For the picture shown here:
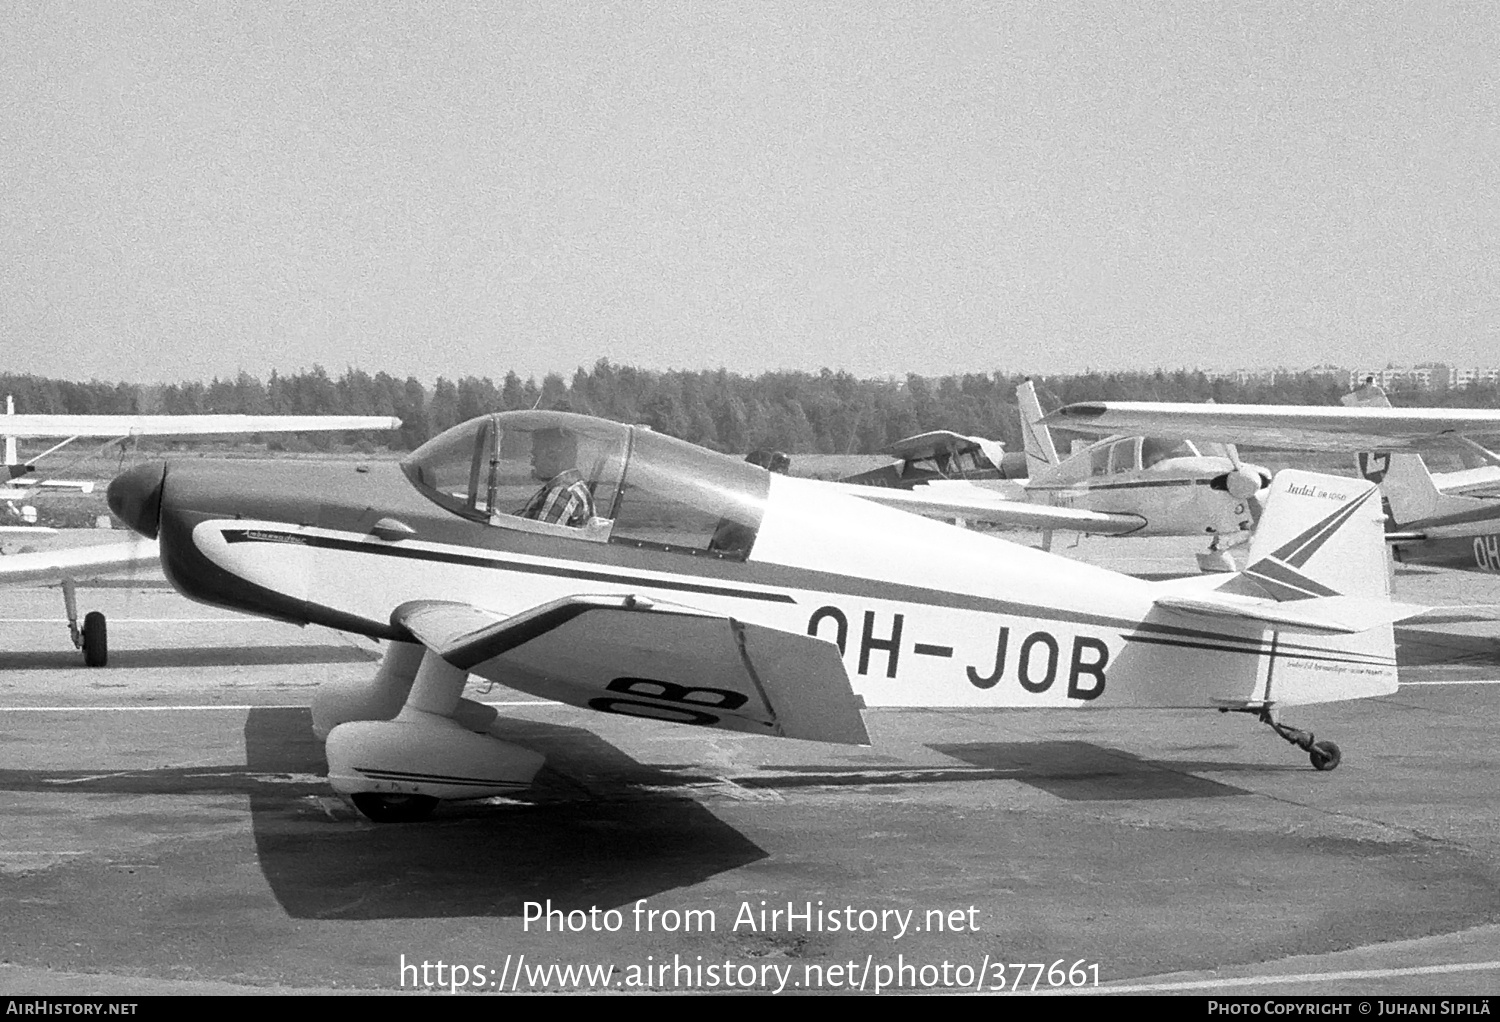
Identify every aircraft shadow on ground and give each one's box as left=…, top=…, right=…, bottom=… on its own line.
left=925, top=741, right=1258, bottom=799
left=1395, top=626, right=1500, bottom=668
left=0, top=645, right=379, bottom=670
left=244, top=708, right=767, bottom=921
left=651, top=740, right=1267, bottom=800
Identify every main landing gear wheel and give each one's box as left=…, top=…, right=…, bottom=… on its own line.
left=1308, top=740, right=1341, bottom=772
left=81, top=611, right=107, bottom=668
left=350, top=793, right=439, bottom=823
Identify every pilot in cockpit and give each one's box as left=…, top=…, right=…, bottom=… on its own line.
left=515, top=427, right=595, bottom=527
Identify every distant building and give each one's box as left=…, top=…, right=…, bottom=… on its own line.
left=1213, top=363, right=1496, bottom=392
left=1451, top=367, right=1500, bottom=389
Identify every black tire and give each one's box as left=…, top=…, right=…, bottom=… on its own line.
left=350, top=792, right=439, bottom=823
left=82, top=611, right=107, bottom=668
left=1309, top=740, right=1341, bottom=772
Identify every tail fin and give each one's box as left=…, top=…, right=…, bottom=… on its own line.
left=1219, top=469, right=1389, bottom=602
left=4, top=395, right=15, bottom=469
left=1357, top=452, right=1454, bottom=526
left=1341, top=380, right=1392, bottom=409
left=1015, top=380, right=1060, bottom=476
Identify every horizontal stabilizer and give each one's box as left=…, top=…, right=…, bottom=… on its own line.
left=393, top=595, right=870, bottom=746
left=1155, top=593, right=1427, bottom=635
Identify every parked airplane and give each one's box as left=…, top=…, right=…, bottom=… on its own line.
left=1044, top=388, right=1500, bottom=576
left=1042, top=393, right=1500, bottom=455
left=1358, top=453, right=1500, bottom=573
left=844, top=382, right=1272, bottom=570
left=107, top=409, right=1419, bottom=822
left=841, top=430, right=1027, bottom=489
left=2, top=403, right=401, bottom=665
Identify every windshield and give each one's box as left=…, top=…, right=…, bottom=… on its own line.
left=401, top=411, right=769, bottom=560
left=1140, top=437, right=1199, bottom=468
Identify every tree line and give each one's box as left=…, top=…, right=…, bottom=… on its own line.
left=3, top=362, right=1496, bottom=455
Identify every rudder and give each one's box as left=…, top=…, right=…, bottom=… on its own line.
left=1015, top=379, right=1060, bottom=476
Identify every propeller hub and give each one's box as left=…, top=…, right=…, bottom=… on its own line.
left=1222, top=466, right=1262, bottom=500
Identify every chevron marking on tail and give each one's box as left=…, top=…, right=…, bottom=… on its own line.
left=1236, top=486, right=1378, bottom=601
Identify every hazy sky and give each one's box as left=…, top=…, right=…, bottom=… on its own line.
left=4, top=2, right=1497, bottom=384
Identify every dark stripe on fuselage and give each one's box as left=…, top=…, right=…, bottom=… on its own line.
left=214, top=526, right=1376, bottom=661
left=1122, top=632, right=1394, bottom=667
left=222, top=528, right=799, bottom=605
left=1027, top=478, right=1207, bottom=494
left=353, top=767, right=531, bottom=788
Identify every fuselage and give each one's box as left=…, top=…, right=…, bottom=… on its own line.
left=107, top=413, right=1390, bottom=711
left=1026, top=433, right=1268, bottom=538
left=1026, top=455, right=1257, bottom=536
left=1392, top=532, right=1500, bottom=573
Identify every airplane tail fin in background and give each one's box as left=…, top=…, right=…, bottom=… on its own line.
left=4, top=396, right=15, bottom=468
left=1218, top=469, right=1390, bottom=603
left=1341, top=380, right=1393, bottom=410
left=1361, top=451, right=1476, bottom=527
left=1015, top=380, right=1060, bottom=476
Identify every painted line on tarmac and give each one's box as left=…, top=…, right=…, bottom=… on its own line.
left=1076, top=958, right=1500, bottom=994
left=0, top=700, right=563, bottom=712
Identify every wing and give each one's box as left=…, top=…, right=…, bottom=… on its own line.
left=393, top=595, right=870, bottom=745
left=0, top=414, right=401, bottom=438
left=1042, top=402, right=1500, bottom=452
left=0, top=538, right=159, bottom=584
left=881, top=430, right=986, bottom=459
left=836, top=480, right=1146, bottom=535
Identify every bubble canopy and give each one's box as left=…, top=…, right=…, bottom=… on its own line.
left=400, top=411, right=771, bottom=560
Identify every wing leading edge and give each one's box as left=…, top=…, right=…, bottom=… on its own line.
left=0, top=414, right=402, bottom=438
left=0, top=538, right=160, bottom=584
left=1042, top=402, right=1500, bottom=452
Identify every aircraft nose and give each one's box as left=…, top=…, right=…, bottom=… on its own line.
left=107, top=461, right=167, bottom=539
left=1212, top=466, right=1264, bottom=500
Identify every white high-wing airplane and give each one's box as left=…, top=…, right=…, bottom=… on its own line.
left=843, top=381, right=1272, bottom=570
left=1043, top=391, right=1500, bottom=457
left=2, top=401, right=402, bottom=665
left=1337, top=385, right=1500, bottom=574
left=1043, top=386, right=1500, bottom=576
left=106, top=409, right=1419, bottom=822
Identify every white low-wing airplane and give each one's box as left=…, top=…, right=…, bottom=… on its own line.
left=844, top=381, right=1272, bottom=570
left=107, top=409, right=1420, bottom=822
left=2, top=401, right=401, bottom=665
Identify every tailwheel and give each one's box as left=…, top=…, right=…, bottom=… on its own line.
left=1255, top=708, right=1342, bottom=772
left=1308, top=741, right=1341, bottom=772
left=81, top=611, right=107, bottom=668
left=350, top=792, right=439, bottom=823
